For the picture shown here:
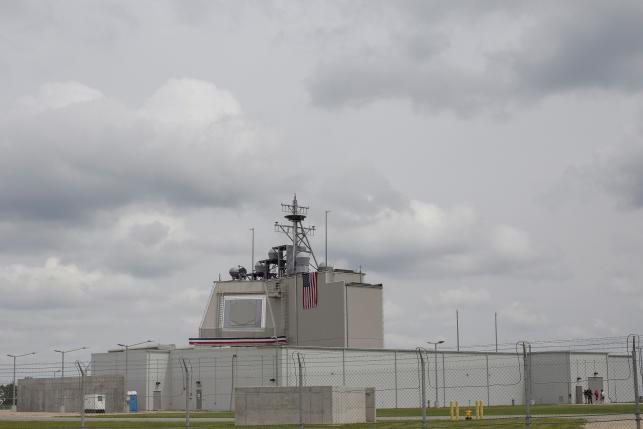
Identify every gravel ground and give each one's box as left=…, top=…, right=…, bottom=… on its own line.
left=584, top=415, right=638, bottom=428
left=0, top=410, right=76, bottom=418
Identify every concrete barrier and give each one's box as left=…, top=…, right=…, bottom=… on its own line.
left=234, top=386, right=374, bottom=426
left=17, top=375, right=124, bottom=413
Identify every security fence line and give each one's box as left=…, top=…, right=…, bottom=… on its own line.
left=3, top=335, right=643, bottom=428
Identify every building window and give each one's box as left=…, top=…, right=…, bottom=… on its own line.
left=222, top=295, right=266, bottom=330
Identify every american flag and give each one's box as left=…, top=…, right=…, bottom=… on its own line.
left=302, top=272, right=318, bottom=309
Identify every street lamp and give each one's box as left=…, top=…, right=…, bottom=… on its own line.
left=6, top=352, right=36, bottom=411
left=54, top=346, right=87, bottom=412
left=427, top=340, right=445, bottom=408
left=117, top=340, right=153, bottom=411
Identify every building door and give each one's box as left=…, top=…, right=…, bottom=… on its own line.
left=152, top=391, right=162, bottom=411
left=196, top=389, right=202, bottom=410
left=588, top=377, right=604, bottom=402
left=575, top=385, right=583, bottom=404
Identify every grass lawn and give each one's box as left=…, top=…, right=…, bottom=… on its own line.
left=0, top=418, right=586, bottom=428
left=377, top=403, right=636, bottom=417
left=86, top=403, right=633, bottom=419
left=87, top=411, right=234, bottom=419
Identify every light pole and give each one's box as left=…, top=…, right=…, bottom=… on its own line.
left=250, top=227, right=255, bottom=277
left=427, top=340, right=445, bottom=408
left=325, top=210, right=331, bottom=265
left=494, top=312, right=498, bottom=353
left=54, top=346, right=87, bottom=412
left=7, top=352, right=35, bottom=411
left=117, top=340, right=152, bottom=412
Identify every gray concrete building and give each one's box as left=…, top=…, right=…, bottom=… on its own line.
left=191, top=196, right=384, bottom=349
left=194, top=268, right=383, bottom=348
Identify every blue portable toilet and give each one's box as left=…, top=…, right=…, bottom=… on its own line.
left=127, top=391, right=138, bottom=412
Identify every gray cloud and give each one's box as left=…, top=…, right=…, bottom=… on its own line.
left=0, top=79, right=281, bottom=222
left=1, top=0, right=643, bottom=355
left=311, top=168, right=564, bottom=279
left=601, top=144, right=643, bottom=209
left=307, top=1, right=643, bottom=114
left=508, top=1, right=643, bottom=95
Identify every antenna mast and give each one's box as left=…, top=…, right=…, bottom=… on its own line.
left=274, top=194, right=318, bottom=273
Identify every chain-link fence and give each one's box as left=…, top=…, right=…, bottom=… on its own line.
left=2, top=335, right=643, bottom=428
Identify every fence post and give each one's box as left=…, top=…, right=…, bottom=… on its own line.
left=274, top=348, right=279, bottom=386
left=394, top=351, right=398, bottom=408
left=213, top=357, right=217, bottom=407
left=75, top=362, right=86, bottom=429
left=442, top=353, right=446, bottom=407
left=633, top=337, right=641, bottom=429
left=342, top=349, right=346, bottom=386
left=296, top=353, right=304, bottom=429
left=417, top=348, right=428, bottom=429
left=486, top=353, right=491, bottom=406
left=181, top=358, right=191, bottom=428
left=522, top=342, right=531, bottom=428
left=229, top=354, right=236, bottom=411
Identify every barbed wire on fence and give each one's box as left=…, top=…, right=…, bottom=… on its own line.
left=2, top=334, right=643, bottom=429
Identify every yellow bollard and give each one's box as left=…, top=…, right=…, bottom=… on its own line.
left=455, top=401, right=460, bottom=421
left=449, top=401, right=454, bottom=421
left=480, top=400, right=484, bottom=419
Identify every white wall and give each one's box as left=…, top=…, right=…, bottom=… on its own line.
left=91, top=346, right=638, bottom=411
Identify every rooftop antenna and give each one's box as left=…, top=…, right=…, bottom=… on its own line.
left=275, top=194, right=318, bottom=272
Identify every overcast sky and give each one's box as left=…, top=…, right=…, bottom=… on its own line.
left=1, top=0, right=643, bottom=374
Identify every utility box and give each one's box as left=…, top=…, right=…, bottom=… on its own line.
left=84, top=394, right=106, bottom=413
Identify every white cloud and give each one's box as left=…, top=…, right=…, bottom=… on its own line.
left=501, top=302, right=548, bottom=329
left=331, top=195, right=551, bottom=279
left=140, top=78, right=244, bottom=139
left=19, top=81, right=104, bottom=112
left=384, top=300, right=404, bottom=319
left=435, top=286, right=491, bottom=307
left=490, top=226, right=533, bottom=260
left=0, top=257, right=145, bottom=310
left=607, top=275, right=639, bottom=294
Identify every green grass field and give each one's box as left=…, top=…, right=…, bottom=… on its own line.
left=0, top=418, right=586, bottom=428
left=87, top=411, right=234, bottom=419
left=88, top=403, right=632, bottom=419
left=376, top=403, right=635, bottom=417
